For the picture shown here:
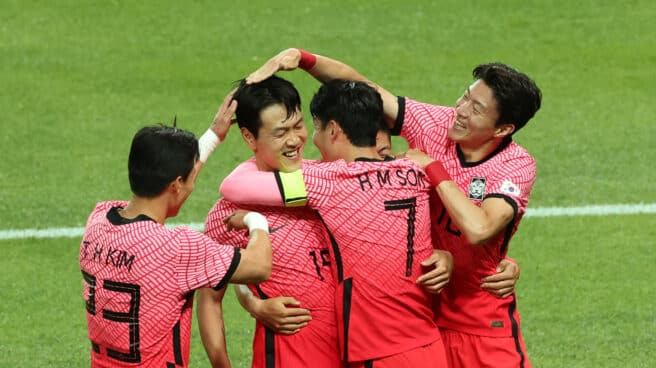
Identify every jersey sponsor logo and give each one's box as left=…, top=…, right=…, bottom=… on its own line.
left=500, top=180, right=521, bottom=196
left=468, top=177, right=486, bottom=200
left=490, top=320, right=504, bottom=328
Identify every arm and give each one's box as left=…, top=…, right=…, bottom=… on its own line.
left=480, top=257, right=521, bottom=298
left=220, top=165, right=308, bottom=208
left=225, top=211, right=273, bottom=283
left=416, top=249, right=453, bottom=294
left=246, top=48, right=399, bottom=126
left=404, top=149, right=515, bottom=245
left=234, top=285, right=312, bottom=335
left=198, top=89, right=238, bottom=165
left=197, top=287, right=231, bottom=368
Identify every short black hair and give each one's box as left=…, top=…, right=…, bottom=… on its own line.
left=310, top=79, right=385, bottom=147
left=128, top=125, right=198, bottom=197
left=233, top=75, right=302, bottom=138
left=473, top=62, right=542, bottom=133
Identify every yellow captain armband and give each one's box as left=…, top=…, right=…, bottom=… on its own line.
left=274, top=170, right=308, bottom=207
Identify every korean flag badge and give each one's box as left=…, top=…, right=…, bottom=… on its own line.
left=500, top=180, right=521, bottom=196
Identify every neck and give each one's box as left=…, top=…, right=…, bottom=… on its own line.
left=120, top=196, right=168, bottom=224
left=340, top=146, right=380, bottom=163
left=458, top=137, right=505, bottom=163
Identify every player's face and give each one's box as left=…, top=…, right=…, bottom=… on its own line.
left=450, top=80, right=502, bottom=147
left=376, top=131, right=392, bottom=158
left=251, top=104, right=307, bottom=173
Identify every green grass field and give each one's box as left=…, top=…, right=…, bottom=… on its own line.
left=1, top=1, right=654, bottom=366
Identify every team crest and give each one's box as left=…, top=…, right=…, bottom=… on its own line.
left=468, top=177, right=486, bottom=200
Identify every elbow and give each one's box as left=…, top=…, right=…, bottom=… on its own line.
left=463, top=224, right=492, bottom=245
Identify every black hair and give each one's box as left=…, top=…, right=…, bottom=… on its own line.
left=128, top=125, right=198, bottom=197
left=310, top=79, right=385, bottom=147
left=473, top=63, right=542, bottom=133
left=233, top=75, right=302, bottom=138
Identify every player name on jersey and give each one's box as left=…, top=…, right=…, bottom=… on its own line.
left=356, top=167, right=431, bottom=192
left=81, top=240, right=136, bottom=272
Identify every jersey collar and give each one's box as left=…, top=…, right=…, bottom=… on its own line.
left=107, top=206, right=156, bottom=225
left=456, top=136, right=512, bottom=168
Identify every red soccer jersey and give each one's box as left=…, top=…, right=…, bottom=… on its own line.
left=220, top=158, right=441, bottom=362
left=396, top=97, right=536, bottom=337
left=80, top=201, right=240, bottom=368
left=204, top=196, right=340, bottom=368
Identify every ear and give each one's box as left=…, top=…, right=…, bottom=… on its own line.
left=494, top=123, right=515, bottom=138
left=241, top=127, right=257, bottom=150
left=168, top=176, right=184, bottom=195
left=328, top=120, right=341, bottom=142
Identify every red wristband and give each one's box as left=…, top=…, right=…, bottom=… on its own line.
left=297, top=49, right=317, bottom=70
left=425, top=160, right=451, bottom=186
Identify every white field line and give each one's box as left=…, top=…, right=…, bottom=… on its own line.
left=1, top=203, right=655, bottom=240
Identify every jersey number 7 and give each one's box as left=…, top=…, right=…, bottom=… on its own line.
left=384, top=197, right=417, bottom=277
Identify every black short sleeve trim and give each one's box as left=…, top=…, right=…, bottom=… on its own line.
left=391, top=96, right=406, bottom=136
left=213, top=247, right=241, bottom=290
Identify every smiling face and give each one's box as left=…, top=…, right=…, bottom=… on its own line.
left=449, top=79, right=507, bottom=148
left=243, top=103, right=307, bottom=172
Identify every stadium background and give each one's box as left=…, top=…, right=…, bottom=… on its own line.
left=1, top=1, right=654, bottom=366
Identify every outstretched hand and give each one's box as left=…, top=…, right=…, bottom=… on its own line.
left=210, top=89, right=238, bottom=142
left=246, top=48, right=302, bottom=84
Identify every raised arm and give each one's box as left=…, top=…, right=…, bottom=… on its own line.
left=197, top=89, right=238, bottom=166
left=246, top=48, right=399, bottom=127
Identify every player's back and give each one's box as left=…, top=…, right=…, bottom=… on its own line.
left=302, top=158, right=441, bottom=362
left=80, top=201, right=236, bottom=367
left=205, top=199, right=340, bottom=368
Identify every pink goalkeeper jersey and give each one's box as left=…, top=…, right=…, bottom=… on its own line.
left=396, top=97, right=536, bottom=337
left=80, top=201, right=240, bottom=368
left=204, top=191, right=340, bottom=368
left=220, top=158, right=440, bottom=363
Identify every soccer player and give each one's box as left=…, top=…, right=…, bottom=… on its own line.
left=246, top=48, right=540, bottom=367
left=198, top=76, right=341, bottom=368
left=220, top=80, right=448, bottom=368
left=79, top=93, right=273, bottom=368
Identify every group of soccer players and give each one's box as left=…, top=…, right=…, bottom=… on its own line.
left=80, top=48, right=541, bottom=368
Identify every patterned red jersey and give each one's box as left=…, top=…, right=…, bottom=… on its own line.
left=220, top=158, right=441, bottom=362
left=80, top=201, right=240, bottom=367
left=396, top=97, right=536, bottom=337
left=205, top=195, right=340, bottom=368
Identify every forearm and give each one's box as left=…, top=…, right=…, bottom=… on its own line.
left=219, top=165, right=285, bottom=206
left=233, top=284, right=259, bottom=316
left=307, top=54, right=368, bottom=84
left=303, top=51, right=399, bottom=125
left=435, top=182, right=499, bottom=245
left=197, top=288, right=231, bottom=368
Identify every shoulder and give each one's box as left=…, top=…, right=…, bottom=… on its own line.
left=404, top=98, right=455, bottom=122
